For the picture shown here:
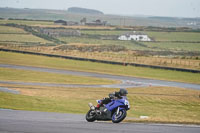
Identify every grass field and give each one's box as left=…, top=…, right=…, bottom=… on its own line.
left=37, top=25, right=116, bottom=29
left=1, top=20, right=200, bottom=55
left=58, top=32, right=200, bottom=52
left=5, top=42, right=199, bottom=70
left=0, top=67, right=116, bottom=85
left=0, top=20, right=54, bottom=26
left=0, top=25, right=27, bottom=34
left=81, top=30, right=200, bottom=42
left=143, top=42, right=200, bottom=52
left=58, top=37, right=150, bottom=50
left=48, top=50, right=200, bottom=69
left=2, top=43, right=200, bottom=70
left=0, top=51, right=200, bottom=84
left=0, top=85, right=200, bottom=124
left=81, top=30, right=127, bottom=35
left=146, top=31, right=200, bottom=42
left=0, top=25, right=51, bottom=44
left=0, top=34, right=51, bottom=43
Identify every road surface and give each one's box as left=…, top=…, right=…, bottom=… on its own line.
left=0, top=64, right=200, bottom=90
left=0, top=109, right=200, bottom=133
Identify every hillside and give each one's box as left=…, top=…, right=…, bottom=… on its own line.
left=0, top=7, right=199, bottom=28
left=67, top=7, right=104, bottom=15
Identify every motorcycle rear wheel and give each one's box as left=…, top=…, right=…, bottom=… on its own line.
left=86, top=109, right=96, bottom=122
left=112, top=109, right=127, bottom=123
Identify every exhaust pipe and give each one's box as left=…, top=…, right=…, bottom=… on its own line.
left=88, top=103, right=95, bottom=110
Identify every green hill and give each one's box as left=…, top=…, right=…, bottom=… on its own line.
left=67, top=7, right=104, bottom=15
left=0, top=7, right=199, bottom=28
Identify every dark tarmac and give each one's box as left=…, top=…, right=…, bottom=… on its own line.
left=0, top=110, right=200, bottom=133
left=0, top=64, right=200, bottom=90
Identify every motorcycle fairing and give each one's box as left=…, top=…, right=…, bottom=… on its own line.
left=105, top=99, right=126, bottom=111
left=95, top=106, right=112, bottom=120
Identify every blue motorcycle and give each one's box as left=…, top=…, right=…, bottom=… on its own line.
left=86, top=96, right=130, bottom=123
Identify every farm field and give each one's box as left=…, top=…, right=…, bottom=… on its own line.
left=0, top=25, right=27, bottom=34
left=55, top=29, right=200, bottom=70
left=58, top=37, right=150, bottom=50
left=0, top=25, right=52, bottom=45
left=81, top=30, right=127, bottom=35
left=36, top=25, right=116, bottom=29
left=0, top=34, right=51, bottom=43
left=0, top=19, right=54, bottom=26
left=58, top=36, right=200, bottom=52
left=143, top=42, right=200, bottom=52
left=58, top=30, right=200, bottom=51
left=7, top=43, right=199, bottom=70
left=0, top=19, right=200, bottom=71
left=81, top=30, right=200, bottom=42
left=0, top=19, right=116, bottom=29
left=146, top=31, right=200, bottom=42
left=48, top=50, right=200, bottom=69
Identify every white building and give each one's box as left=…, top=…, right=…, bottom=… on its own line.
left=118, top=31, right=151, bottom=41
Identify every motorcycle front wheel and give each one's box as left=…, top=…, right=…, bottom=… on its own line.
left=86, top=109, right=96, bottom=122
left=112, top=109, right=127, bottom=123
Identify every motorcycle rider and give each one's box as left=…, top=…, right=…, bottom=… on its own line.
left=96, top=88, right=128, bottom=109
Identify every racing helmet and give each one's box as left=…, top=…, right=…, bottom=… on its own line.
left=119, top=88, right=128, bottom=96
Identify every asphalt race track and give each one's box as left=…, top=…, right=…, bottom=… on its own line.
left=0, top=109, right=200, bottom=133
left=0, top=64, right=200, bottom=90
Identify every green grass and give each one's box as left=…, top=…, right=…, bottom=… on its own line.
left=58, top=37, right=150, bottom=50
left=143, top=42, right=200, bottom=52
left=0, top=51, right=200, bottom=84
left=146, top=31, right=200, bottom=42
left=80, top=30, right=200, bottom=42
left=58, top=32, right=200, bottom=52
left=81, top=30, right=127, bottom=35
left=0, top=67, right=116, bottom=85
left=127, top=87, right=200, bottom=124
left=0, top=25, right=27, bottom=34
left=0, top=86, right=200, bottom=124
left=0, top=91, right=81, bottom=113
left=0, top=34, right=51, bottom=43
left=0, top=20, right=54, bottom=26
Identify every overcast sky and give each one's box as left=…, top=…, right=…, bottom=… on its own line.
left=0, top=0, right=200, bottom=18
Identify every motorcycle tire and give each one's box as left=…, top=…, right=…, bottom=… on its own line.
left=86, top=109, right=96, bottom=122
left=112, top=109, right=127, bottom=123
